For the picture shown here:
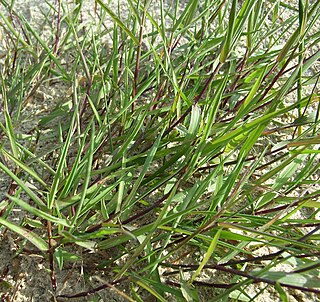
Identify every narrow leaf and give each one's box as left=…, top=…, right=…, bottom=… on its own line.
left=0, top=217, right=48, bottom=251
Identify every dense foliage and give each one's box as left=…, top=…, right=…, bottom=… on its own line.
left=0, top=0, right=319, bottom=300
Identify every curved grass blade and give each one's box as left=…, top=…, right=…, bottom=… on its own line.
left=190, top=228, right=222, bottom=283
left=0, top=217, right=48, bottom=251
left=0, top=161, right=46, bottom=208
left=8, top=196, right=70, bottom=227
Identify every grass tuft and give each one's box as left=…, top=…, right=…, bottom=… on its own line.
left=0, top=0, right=319, bottom=300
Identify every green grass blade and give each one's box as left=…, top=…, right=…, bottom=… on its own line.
left=0, top=217, right=48, bottom=251
left=220, top=0, right=237, bottom=63
left=71, top=122, right=95, bottom=227
left=48, top=109, right=77, bottom=209
left=191, top=228, right=222, bottom=283
left=0, top=161, right=46, bottom=208
left=95, top=0, right=139, bottom=45
left=1, top=148, right=48, bottom=189
left=8, top=196, right=70, bottom=227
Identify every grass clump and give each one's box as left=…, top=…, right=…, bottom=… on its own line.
left=0, top=0, right=319, bottom=300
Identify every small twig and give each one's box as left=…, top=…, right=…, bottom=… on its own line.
left=197, top=145, right=287, bottom=172
left=250, top=43, right=301, bottom=113
left=10, top=12, right=30, bottom=45
left=57, top=277, right=127, bottom=298
left=94, top=276, right=136, bottom=302
left=254, top=194, right=320, bottom=215
left=47, top=221, right=57, bottom=291
left=53, top=0, right=62, bottom=55
left=132, top=1, right=148, bottom=111
left=122, top=192, right=171, bottom=225
left=221, top=48, right=249, bottom=109
left=166, top=279, right=235, bottom=288
left=163, top=62, right=222, bottom=137
left=161, top=263, right=320, bottom=294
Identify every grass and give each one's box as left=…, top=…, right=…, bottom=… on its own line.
left=0, top=0, right=319, bottom=300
